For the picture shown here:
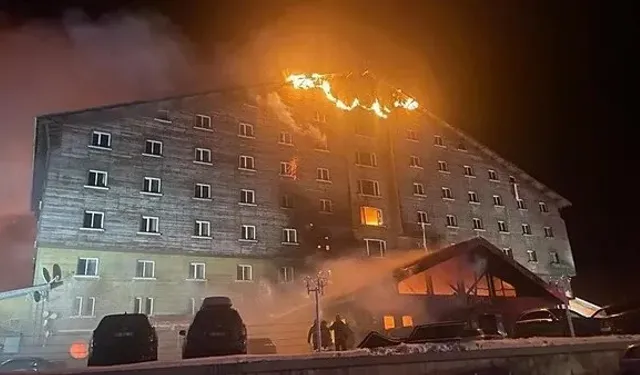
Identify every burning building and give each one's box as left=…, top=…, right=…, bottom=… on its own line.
left=27, top=72, right=574, bottom=357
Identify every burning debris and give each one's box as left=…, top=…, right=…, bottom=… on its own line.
left=285, top=72, right=419, bottom=119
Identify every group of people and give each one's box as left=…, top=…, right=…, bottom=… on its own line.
left=307, top=314, right=354, bottom=351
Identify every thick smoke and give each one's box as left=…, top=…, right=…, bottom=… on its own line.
left=256, top=92, right=327, bottom=143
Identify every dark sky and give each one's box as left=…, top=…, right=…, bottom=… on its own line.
left=0, top=1, right=636, bottom=303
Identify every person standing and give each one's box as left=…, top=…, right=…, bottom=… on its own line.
left=329, top=314, right=351, bottom=351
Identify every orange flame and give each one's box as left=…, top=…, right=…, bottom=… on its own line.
left=285, top=73, right=419, bottom=119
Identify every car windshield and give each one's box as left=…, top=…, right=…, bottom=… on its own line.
left=0, top=359, right=37, bottom=370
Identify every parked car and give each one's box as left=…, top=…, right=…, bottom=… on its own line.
left=180, top=296, right=247, bottom=359
left=87, top=313, right=158, bottom=367
left=592, top=301, right=640, bottom=334
left=0, top=357, right=63, bottom=372
left=619, top=343, right=640, bottom=375
left=513, top=307, right=605, bottom=338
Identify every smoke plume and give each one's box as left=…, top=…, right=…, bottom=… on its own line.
left=256, top=92, right=327, bottom=143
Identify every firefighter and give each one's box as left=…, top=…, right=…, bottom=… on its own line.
left=307, top=320, right=332, bottom=351
left=329, top=314, right=352, bottom=351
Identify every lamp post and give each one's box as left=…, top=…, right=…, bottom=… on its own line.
left=304, top=270, right=330, bottom=352
left=420, top=222, right=428, bottom=252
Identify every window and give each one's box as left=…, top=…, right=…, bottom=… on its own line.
left=498, top=220, right=509, bottom=233
left=142, top=177, right=161, bottom=194
left=365, top=239, right=386, bottom=257
left=241, top=225, right=256, bottom=241
left=314, top=111, right=327, bottom=123
left=240, top=189, right=255, bottom=204
left=133, top=297, right=154, bottom=315
left=356, top=151, right=378, bottom=167
left=521, top=223, right=532, bottom=235
left=544, top=226, right=554, bottom=238
left=195, top=183, right=211, bottom=199
left=144, top=140, right=163, bottom=156
left=441, top=187, right=453, bottom=200
left=189, top=263, right=206, bottom=280
left=409, top=156, right=422, bottom=168
left=493, top=195, right=504, bottom=207
left=437, top=160, right=449, bottom=172
left=194, top=114, right=212, bottom=129
left=72, top=297, right=95, bottom=317
left=82, top=211, right=104, bottom=230
left=320, top=199, right=333, bottom=213
left=194, top=148, right=212, bottom=164
left=457, top=142, right=467, bottom=151
left=282, top=228, right=298, bottom=244
left=472, top=218, right=484, bottom=230
left=358, top=180, right=380, bottom=196
left=279, top=266, right=294, bottom=283
left=413, top=182, right=425, bottom=196
left=194, top=220, right=211, bottom=237
left=316, top=168, right=331, bottom=182
left=76, top=258, right=98, bottom=277
left=446, top=215, right=458, bottom=228
left=468, top=191, right=479, bottom=203
left=355, top=122, right=374, bottom=137
left=360, top=207, right=384, bottom=226
left=86, top=170, right=108, bottom=188
left=315, top=137, right=329, bottom=151
left=527, top=250, right=538, bottom=262
left=402, top=315, right=414, bottom=327
left=509, top=176, right=517, bottom=183
left=434, top=135, right=444, bottom=147
left=539, top=201, right=549, bottom=213
left=280, top=194, right=293, bottom=208
left=90, top=131, right=112, bottom=149
left=503, top=248, right=514, bottom=259
left=517, top=199, right=527, bottom=210
left=280, top=161, right=294, bottom=177
left=406, top=129, right=418, bottom=141
left=135, top=260, right=155, bottom=279
left=237, top=264, right=253, bottom=281
left=383, top=315, right=395, bottom=330
left=140, top=216, right=159, bottom=234
left=488, top=169, right=499, bottom=181
left=550, top=251, right=560, bottom=264
left=155, top=109, right=170, bottom=122
left=417, top=211, right=428, bottom=224
left=238, top=155, right=255, bottom=170
left=278, top=131, right=293, bottom=145
left=463, top=165, right=475, bottom=177
left=238, top=122, right=255, bottom=138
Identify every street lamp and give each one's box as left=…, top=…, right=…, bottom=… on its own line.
left=304, top=270, right=330, bottom=352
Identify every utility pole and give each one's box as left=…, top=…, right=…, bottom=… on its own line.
left=304, top=271, right=330, bottom=352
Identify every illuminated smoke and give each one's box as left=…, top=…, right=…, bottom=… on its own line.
left=256, top=91, right=327, bottom=143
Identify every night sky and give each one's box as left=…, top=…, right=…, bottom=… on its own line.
left=0, top=1, right=636, bottom=303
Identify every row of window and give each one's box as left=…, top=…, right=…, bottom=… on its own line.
left=435, top=214, right=554, bottom=237
left=502, top=247, right=561, bottom=264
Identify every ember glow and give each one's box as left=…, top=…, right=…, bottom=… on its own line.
left=285, top=73, right=419, bottom=119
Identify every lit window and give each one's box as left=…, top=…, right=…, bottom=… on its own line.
left=498, top=220, right=509, bottom=233
left=544, top=226, right=554, bottom=238
left=240, top=189, right=255, bottom=204
left=527, top=250, right=538, bottom=262
left=521, top=223, right=532, bottom=235
left=238, top=122, right=255, bottom=138
left=409, top=156, right=422, bottom=168
left=86, top=170, right=108, bottom=189
left=320, top=199, right=333, bottom=213
left=503, top=248, right=514, bottom=258
left=434, top=135, right=444, bottom=147
left=493, top=195, right=504, bottom=207
left=280, top=162, right=294, bottom=177
left=241, top=225, right=256, bottom=241
left=144, top=140, right=163, bottom=156
left=468, top=191, right=479, bottom=203
left=383, top=315, right=395, bottom=330
left=195, top=148, right=212, bottom=164
left=279, top=266, right=295, bottom=283
left=472, top=218, right=484, bottom=230
left=194, top=220, right=211, bottom=238
left=365, top=239, right=386, bottom=257
left=316, top=168, right=331, bottom=182
left=413, top=183, right=425, bottom=196
left=464, top=165, right=475, bottom=177
left=441, top=187, right=453, bottom=200
left=90, top=131, right=111, bottom=149
left=446, top=215, right=458, bottom=228
left=142, top=177, right=161, bottom=194
left=82, top=211, right=104, bottom=230
left=517, top=199, right=527, bottom=210
left=358, top=180, right=381, bottom=196
left=135, top=260, right=155, bottom=279
left=401, top=315, right=414, bottom=327
left=282, top=228, right=298, bottom=244
left=238, top=155, right=255, bottom=170
left=194, top=183, right=211, bottom=199
left=488, top=169, right=499, bottom=181
left=356, top=151, right=378, bottom=167
left=236, top=264, right=253, bottom=281
left=76, top=258, right=98, bottom=277
left=194, top=114, right=212, bottom=129
left=360, top=206, right=384, bottom=226
left=189, top=263, right=206, bottom=280
left=279, top=131, right=293, bottom=145
left=417, top=211, right=428, bottom=224
left=550, top=251, right=560, bottom=264
left=133, top=297, right=154, bottom=315
left=140, top=216, right=159, bottom=234
left=407, top=129, right=418, bottom=141
left=437, top=160, right=449, bottom=172
left=539, top=201, right=549, bottom=213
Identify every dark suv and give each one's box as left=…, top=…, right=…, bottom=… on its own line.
left=87, top=313, right=158, bottom=367
left=180, top=297, right=247, bottom=359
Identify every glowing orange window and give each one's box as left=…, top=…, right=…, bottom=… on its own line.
left=383, top=315, right=395, bottom=330
left=402, top=315, right=414, bottom=327
left=360, top=206, right=383, bottom=226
